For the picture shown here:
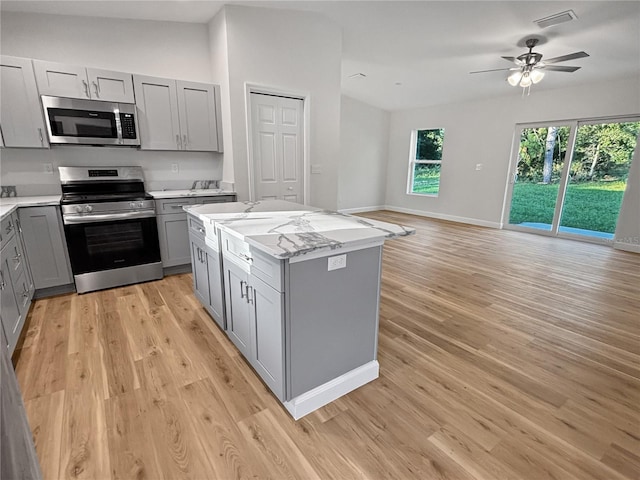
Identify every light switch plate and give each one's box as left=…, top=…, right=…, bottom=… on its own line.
left=328, top=254, right=346, bottom=271
left=43, top=163, right=54, bottom=174
left=171, top=163, right=179, bottom=173
left=311, top=164, right=322, bottom=174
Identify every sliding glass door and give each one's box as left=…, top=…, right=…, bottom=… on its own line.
left=505, top=117, right=640, bottom=243
left=507, top=124, right=572, bottom=233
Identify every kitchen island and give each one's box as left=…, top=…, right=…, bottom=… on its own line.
left=185, top=200, right=414, bottom=419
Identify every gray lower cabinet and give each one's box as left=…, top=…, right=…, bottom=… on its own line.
left=18, top=206, right=72, bottom=290
left=188, top=215, right=225, bottom=330
left=223, top=257, right=284, bottom=400
left=0, top=213, right=35, bottom=354
left=156, top=195, right=235, bottom=268
left=0, top=325, right=43, bottom=480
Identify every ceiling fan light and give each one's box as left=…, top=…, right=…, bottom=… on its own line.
left=507, top=71, right=523, bottom=86
left=519, top=73, right=532, bottom=87
left=530, top=70, right=545, bottom=84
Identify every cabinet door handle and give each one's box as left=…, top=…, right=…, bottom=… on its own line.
left=176, top=134, right=182, bottom=149
left=240, top=280, right=246, bottom=299
left=198, top=227, right=205, bottom=234
left=82, top=80, right=90, bottom=98
left=16, top=218, right=22, bottom=233
left=14, top=246, right=22, bottom=261
left=92, top=81, right=100, bottom=97
left=183, top=134, right=188, bottom=149
left=168, top=204, right=190, bottom=209
left=247, top=286, right=254, bottom=305
left=6, top=221, right=14, bottom=234
left=196, top=247, right=201, bottom=262
left=239, top=253, right=253, bottom=263
left=38, top=128, right=44, bottom=146
left=0, top=270, right=5, bottom=290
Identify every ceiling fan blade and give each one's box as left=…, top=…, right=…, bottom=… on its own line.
left=501, top=56, right=519, bottom=63
left=543, top=51, right=589, bottom=64
left=470, top=67, right=518, bottom=74
left=539, top=65, right=581, bottom=72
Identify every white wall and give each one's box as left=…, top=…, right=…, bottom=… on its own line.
left=615, top=132, right=640, bottom=252
left=0, top=11, right=222, bottom=193
left=219, top=5, right=342, bottom=209
left=208, top=9, right=234, bottom=186
left=385, top=75, right=640, bottom=234
left=338, top=95, right=389, bottom=212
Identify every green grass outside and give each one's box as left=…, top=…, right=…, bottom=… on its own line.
left=412, top=165, right=441, bottom=195
left=509, top=180, right=627, bottom=233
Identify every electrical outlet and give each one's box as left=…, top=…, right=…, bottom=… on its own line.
left=43, top=163, right=54, bottom=174
left=171, top=163, right=179, bottom=173
left=328, top=254, right=347, bottom=271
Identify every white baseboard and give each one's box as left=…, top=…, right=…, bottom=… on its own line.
left=338, top=205, right=386, bottom=214
left=613, top=241, right=640, bottom=254
left=383, top=205, right=501, bottom=229
left=283, top=361, right=379, bottom=420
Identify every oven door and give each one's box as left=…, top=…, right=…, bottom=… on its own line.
left=64, top=215, right=161, bottom=275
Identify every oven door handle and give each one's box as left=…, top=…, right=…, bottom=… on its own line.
left=63, top=210, right=156, bottom=225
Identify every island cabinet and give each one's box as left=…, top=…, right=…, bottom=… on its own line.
left=185, top=200, right=413, bottom=419
left=187, top=215, right=225, bottom=330
left=223, top=251, right=285, bottom=400
left=218, top=228, right=382, bottom=415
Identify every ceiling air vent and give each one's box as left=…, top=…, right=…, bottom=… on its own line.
left=534, top=10, right=577, bottom=29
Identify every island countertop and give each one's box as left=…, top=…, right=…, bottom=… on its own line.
left=185, top=200, right=415, bottom=259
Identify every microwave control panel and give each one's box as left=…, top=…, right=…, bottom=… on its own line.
left=120, top=113, right=137, bottom=139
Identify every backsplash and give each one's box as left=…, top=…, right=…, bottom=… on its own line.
left=0, top=146, right=225, bottom=195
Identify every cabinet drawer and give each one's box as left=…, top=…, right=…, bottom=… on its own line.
left=0, top=214, right=17, bottom=250
left=155, top=197, right=199, bottom=214
left=221, top=231, right=283, bottom=292
left=199, top=195, right=236, bottom=204
left=189, top=215, right=206, bottom=239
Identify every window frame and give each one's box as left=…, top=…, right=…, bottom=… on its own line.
left=407, top=128, right=444, bottom=197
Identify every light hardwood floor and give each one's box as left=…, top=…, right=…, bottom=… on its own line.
left=13, top=211, right=640, bottom=480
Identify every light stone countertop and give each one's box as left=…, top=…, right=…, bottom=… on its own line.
left=0, top=195, right=62, bottom=220
left=147, top=189, right=236, bottom=199
left=186, top=200, right=415, bottom=259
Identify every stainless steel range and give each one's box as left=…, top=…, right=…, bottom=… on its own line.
left=59, top=166, right=162, bottom=294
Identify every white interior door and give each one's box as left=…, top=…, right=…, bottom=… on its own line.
left=250, top=93, right=304, bottom=202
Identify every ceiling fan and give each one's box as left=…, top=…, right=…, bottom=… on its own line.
left=471, top=38, right=589, bottom=90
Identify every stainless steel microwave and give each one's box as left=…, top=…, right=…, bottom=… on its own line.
left=41, top=96, right=140, bottom=146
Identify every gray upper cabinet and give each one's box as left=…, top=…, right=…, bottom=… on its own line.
left=134, top=74, right=222, bottom=152
left=18, top=206, right=73, bottom=290
left=0, top=56, right=48, bottom=148
left=133, top=75, right=181, bottom=150
left=33, top=59, right=134, bottom=103
left=176, top=81, right=221, bottom=152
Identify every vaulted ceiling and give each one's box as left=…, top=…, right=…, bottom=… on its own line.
left=2, top=1, right=639, bottom=111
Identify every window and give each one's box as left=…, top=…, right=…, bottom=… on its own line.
left=408, top=128, right=445, bottom=195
